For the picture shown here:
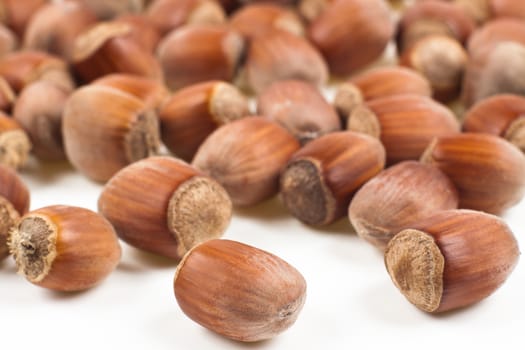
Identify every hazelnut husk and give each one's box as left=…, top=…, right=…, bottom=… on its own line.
left=349, top=161, right=459, bottom=250
left=307, top=0, right=394, bottom=76
left=257, top=79, right=340, bottom=144
left=159, top=80, right=250, bottom=161
left=347, top=95, right=460, bottom=164
left=385, top=209, right=520, bottom=313
left=421, top=132, right=525, bottom=214
left=0, top=164, right=29, bottom=260
left=0, top=111, right=31, bottom=168
left=174, top=239, right=306, bottom=342
left=8, top=205, right=121, bottom=292
left=99, top=156, right=232, bottom=259
left=0, top=0, right=47, bottom=37
left=280, top=131, right=385, bottom=226
left=244, top=29, right=328, bottom=94
left=192, top=117, right=300, bottom=206
left=62, top=85, right=160, bottom=182
left=157, top=24, right=244, bottom=91
left=463, top=94, right=525, bottom=152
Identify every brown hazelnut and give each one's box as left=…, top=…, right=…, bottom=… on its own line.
left=463, top=94, right=525, bottom=152
left=8, top=205, right=121, bottom=292
left=347, top=95, right=460, bottom=164
left=0, top=0, right=47, bottom=37
left=78, top=0, right=145, bottom=20
left=157, top=25, right=244, bottom=91
left=244, top=29, right=328, bottom=94
left=0, top=76, right=14, bottom=112
left=192, top=117, right=300, bottom=206
left=13, top=80, right=69, bottom=161
left=174, top=239, right=306, bottom=342
left=307, top=0, right=394, bottom=76
left=421, top=132, right=525, bottom=214
left=257, top=79, right=340, bottom=144
left=23, top=1, right=98, bottom=62
left=0, top=164, right=29, bottom=260
left=159, top=80, right=250, bottom=161
left=0, top=23, right=17, bottom=57
left=99, top=156, right=232, bottom=259
left=280, top=131, right=385, bottom=226
left=385, top=209, right=519, bottom=313
left=349, top=161, right=459, bottom=250
left=334, top=66, right=432, bottom=119
left=62, top=85, right=160, bottom=182
left=456, top=0, right=525, bottom=23
left=0, top=111, right=31, bottom=168
left=147, top=0, right=226, bottom=36
left=113, top=14, right=162, bottom=53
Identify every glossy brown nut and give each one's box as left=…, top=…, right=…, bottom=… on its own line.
left=421, top=132, right=525, bottom=214
left=244, top=29, right=328, bottom=94
left=113, top=14, right=162, bottom=53
left=348, top=95, right=460, bottom=164
left=159, top=80, right=250, bottom=161
left=157, top=25, right=244, bottom=91
left=0, top=111, right=31, bottom=168
left=13, top=80, right=69, bottom=161
left=0, top=164, right=29, bottom=260
left=8, top=205, right=121, bottom=292
left=257, top=80, right=340, bottom=144
left=281, top=131, right=385, bottom=226
left=0, top=0, right=47, bottom=36
left=349, top=161, right=459, bottom=250
left=308, top=0, right=394, bottom=76
left=174, top=239, right=306, bottom=342
left=192, top=117, right=300, bottom=206
left=385, top=209, right=520, bottom=313
left=463, top=94, right=525, bottom=152
left=62, top=85, right=160, bottom=182
left=98, top=156, right=232, bottom=259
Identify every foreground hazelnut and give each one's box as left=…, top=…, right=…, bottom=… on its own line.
left=0, top=111, right=31, bottom=168
left=421, top=133, right=525, bottom=214
left=462, top=94, right=525, bottom=152
left=99, top=156, right=231, bottom=259
left=157, top=25, right=244, bottom=90
left=257, top=80, right=340, bottom=144
left=8, top=205, right=121, bottom=291
left=307, top=0, right=394, bottom=76
left=159, top=80, right=250, bottom=161
left=192, top=117, right=300, bottom=206
left=280, top=131, right=385, bottom=226
left=0, top=164, right=29, bottom=260
left=349, top=161, right=459, bottom=250
left=174, top=239, right=306, bottom=342
left=62, top=85, right=160, bottom=182
left=385, top=209, right=519, bottom=313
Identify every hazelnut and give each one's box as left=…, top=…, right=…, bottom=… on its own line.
left=78, top=0, right=145, bottom=20
left=0, top=111, right=31, bottom=168
left=230, top=3, right=304, bottom=39
left=349, top=161, right=459, bottom=250
left=0, top=76, right=14, bottom=112
left=23, top=1, right=98, bottom=62
left=99, top=156, right=232, bottom=259
left=307, top=0, right=394, bottom=76
left=0, top=0, right=47, bottom=37
left=257, top=80, right=341, bottom=144
left=113, top=14, right=162, bottom=53
left=13, top=80, right=69, bottom=161
left=62, top=85, right=160, bottom=182
left=400, top=35, right=468, bottom=102
left=0, top=164, right=29, bottom=260
left=174, top=239, right=306, bottom=342
left=192, top=117, right=300, bottom=206
left=456, top=0, right=525, bottom=23
left=8, top=205, right=121, bottom=292
left=159, top=80, right=250, bottom=162
left=334, top=66, right=432, bottom=119
left=244, top=29, right=328, bottom=94
left=280, top=131, right=385, bottom=226
left=157, top=25, right=244, bottom=91
left=347, top=95, right=460, bottom=164
left=73, top=21, right=163, bottom=83
left=463, top=94, right=525, bottom=152
left=385, top=209, right=520, bottom=313
left=0, top=23, right=17, bottom=57
left=421, top=132, right=525, bottom=214
left=147, top=0, right=226, bottom=36
left=489, top=0, right=525, bottom=20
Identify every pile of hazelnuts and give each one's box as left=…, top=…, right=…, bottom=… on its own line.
left=0, top=0, right=524, bottom=343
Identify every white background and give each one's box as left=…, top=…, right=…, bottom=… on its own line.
left=1, top=159, right=523, bottom=350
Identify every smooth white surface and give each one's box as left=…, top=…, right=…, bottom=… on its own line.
left=0, top=160, right=524, bottom=350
